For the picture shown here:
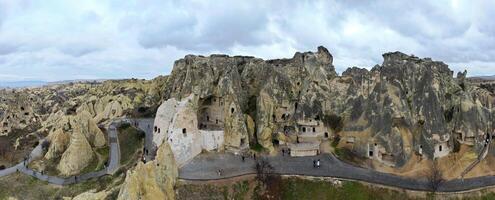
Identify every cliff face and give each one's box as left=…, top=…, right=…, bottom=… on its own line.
left=161, top=46, right=494, bottom=166
left=162, top=47, right=337, bottom=151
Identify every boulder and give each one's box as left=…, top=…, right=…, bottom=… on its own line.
left=44, top=129, right=70, bottom=160
left=71, top=189, right=109, bottom=200
left=57, top=131, right=94, bottom=176
left=118, top=142, right=178, bottom=200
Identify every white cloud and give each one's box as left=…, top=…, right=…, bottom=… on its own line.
left=0, top=0, right=494, bottom=81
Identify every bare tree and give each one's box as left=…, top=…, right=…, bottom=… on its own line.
left=426, top=160, right=444, bottom=192
left=253, top=157, right=274, bottom=184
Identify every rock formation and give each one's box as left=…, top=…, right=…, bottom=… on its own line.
left=156, top=46, right=494, bottom=167
left=118, top=141, right=178, bottom=200
left=70, top=189, right=110, bottom=200
left=57, top=130, right=94, bottom=176
left=0, top=78, right=167, bottom=173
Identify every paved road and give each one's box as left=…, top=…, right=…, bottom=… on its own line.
left=128, top=118, right=155, bottom=161
left=0, top=138, right=45, bottom=177
left=106, top=120, right=122, bottom=174
left=179, top=152, right=495, bottom=192
left=0, top=118, right=154, bottom=185
left=5, top=117, right=495, bottom=192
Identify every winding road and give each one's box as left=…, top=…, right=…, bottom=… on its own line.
left=0, top=118, right=155, bottom=185
left=3, top=117, right=495, bottom=193
left=179, top=151, right=495, bottom=193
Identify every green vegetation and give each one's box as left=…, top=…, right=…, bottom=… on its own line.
left=281, top=178, right=411, bottom=200
left=176, top=176, right=495, bottom=200
left=250, top=143, right=265, bottom=152
left=322, top=114, right=343, bottom=133
left=334, top=147, right=352, bottom=161
left=95, top=146, right=110, bottom=171
left=118, top=123, right=144, bottom=165
left=232, top=180, right=250, bottom=199
left=41, top=158, right=61, bottom=176
left=79, top=153, right=98, bottom=175
left=331, top=134, right=341, bottom=148
left=0, top=172, right=122, bottom=200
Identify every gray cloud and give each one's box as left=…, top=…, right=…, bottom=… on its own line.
left=0, top=43, right=18, bottom=55
left=131, top=1, right=273, bottom=51
left=0, top=0, right=494, bottom=81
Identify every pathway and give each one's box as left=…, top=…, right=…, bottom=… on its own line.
left=179, top=151, right=495, bottom=192
left=128, top=118, right=155, bottom=161
left=0, top=118, right=155, bottom=185
left=6, top=117, right=495, bottom=193
left=460, top=138, right=491, bottom=179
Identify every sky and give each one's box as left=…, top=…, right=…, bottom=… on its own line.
left=0, top=0, right=494, bottom=82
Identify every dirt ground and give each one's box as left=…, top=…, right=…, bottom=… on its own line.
left=335, top=142, right=495, bottom=181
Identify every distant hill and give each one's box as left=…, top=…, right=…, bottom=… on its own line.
left=0, top=81, right=47, bottom=88
left=474, top=75, right=495, bottom=80
left=0, top=79, right=109, bottom=89
left=468, top=75, right=495, bottom=82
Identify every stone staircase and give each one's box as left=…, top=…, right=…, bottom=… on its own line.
left=460, top=139, right=491, bottom=179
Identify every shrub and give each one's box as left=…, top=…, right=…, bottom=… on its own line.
left=251, top=143, right=265, bottom=152
left=323, top=114, right=343, bottom=133
left=331, top=134, right=341, bottom=148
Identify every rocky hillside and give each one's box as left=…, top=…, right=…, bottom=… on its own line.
left=163, top=46, right=494, bottom=167
left=0, top=77, right=167, bottom=172
left=1, top=46, right=494, bottom=199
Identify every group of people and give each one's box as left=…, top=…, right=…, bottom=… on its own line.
left=216, top=169, right=224, bottom=176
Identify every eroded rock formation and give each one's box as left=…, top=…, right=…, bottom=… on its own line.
left=156, top=46, right=494, bottom=168
left=117, top=141, right=178, bottom=200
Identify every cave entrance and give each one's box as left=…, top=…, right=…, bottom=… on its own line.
left=198, top=96, right=224, bottom=131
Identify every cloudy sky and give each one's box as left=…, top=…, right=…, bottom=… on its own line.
left=0, top=0, right=494, bottom=82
